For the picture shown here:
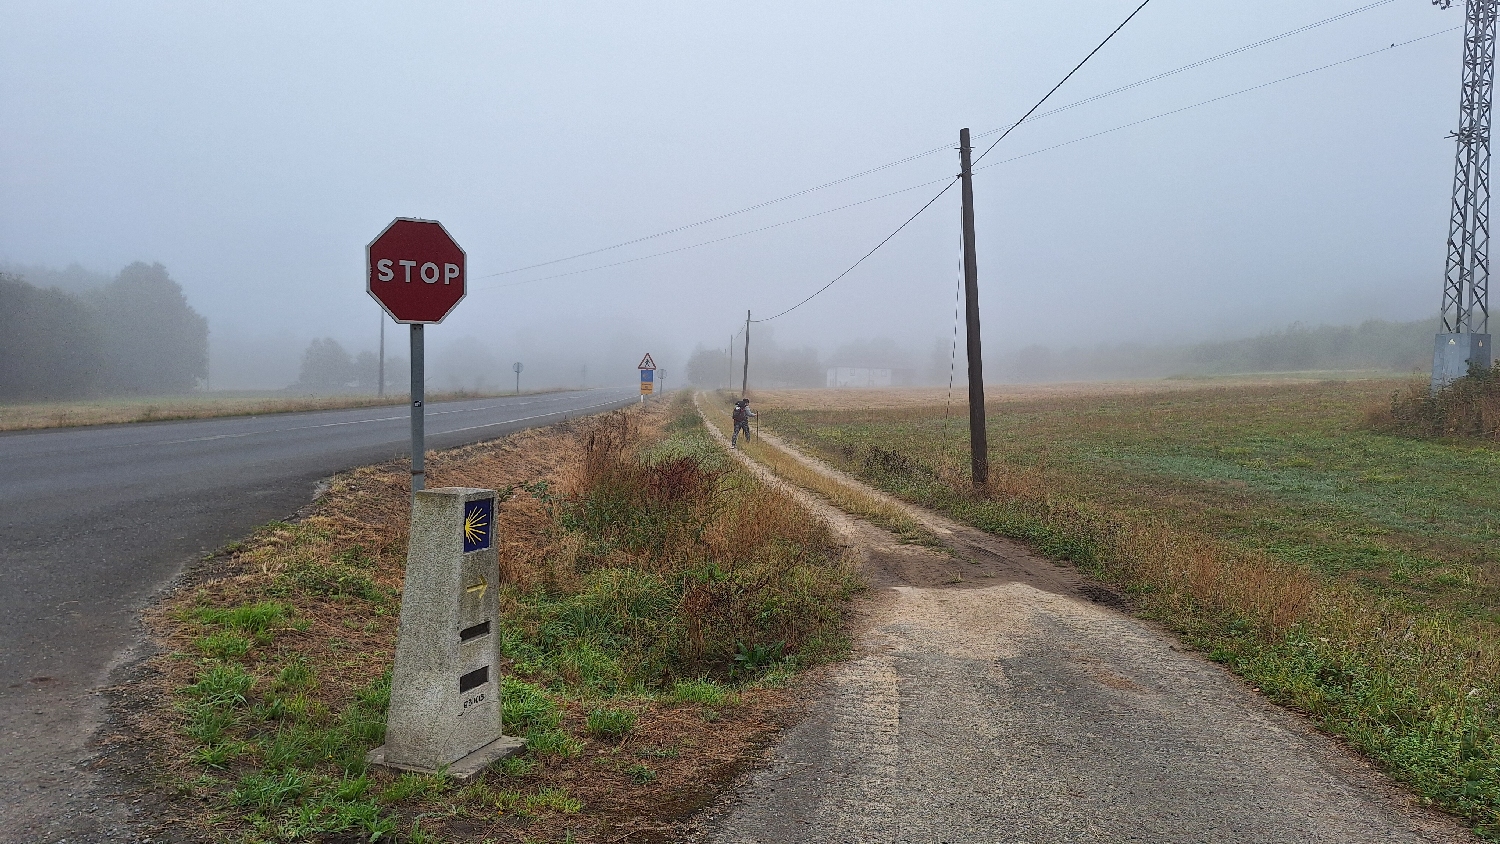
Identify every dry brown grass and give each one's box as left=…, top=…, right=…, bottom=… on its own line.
left=1368, top=370, right=1500, bottom=441
left=114, top=398, right=853, bottom=844
left=0, top=389, right=557, bottom=432
left=697, top=394, right=939, bottom=547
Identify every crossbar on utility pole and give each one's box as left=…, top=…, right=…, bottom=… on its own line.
left=959, top=128, right=989, bottom=488
left=741, top=310, right=751, bottom=399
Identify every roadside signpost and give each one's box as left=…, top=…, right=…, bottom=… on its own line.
left=512, top=361, right=523, bottom=395
left=367, top=218, right=466, bottom=493
left=364, top=221, right=522, bottom=778
left=638, top=353, right=656, bottom=402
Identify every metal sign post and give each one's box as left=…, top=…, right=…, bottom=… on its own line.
left=638, top=353, right=657, bottom=402
left=411, top=326, right=425, bottom=491
left=513, top=361, right=523, bottom=395
left=366, top=218, right=467, bottom=494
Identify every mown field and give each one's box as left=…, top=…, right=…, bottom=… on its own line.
left=757, top=378, right=1500, bottom=836
left=117, top=396, right=855, bottom=843
left=0, top=389, right=551, bottom=432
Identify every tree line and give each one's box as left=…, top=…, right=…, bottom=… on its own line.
left=684, top=317, right=1441, bottom=389
left=0, top=263, right=208, bottom=402
left=996, top=318, right=1439, bottom=382
left=292, top=337, right=402, bottom=392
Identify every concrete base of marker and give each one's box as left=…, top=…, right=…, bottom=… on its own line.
left=366, top=734, right=524, bottom=781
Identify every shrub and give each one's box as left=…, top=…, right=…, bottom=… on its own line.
left=1373, top=365, right=1500, bottom=440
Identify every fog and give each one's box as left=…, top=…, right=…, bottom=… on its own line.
left=0, top=2, right=1467, bottom=393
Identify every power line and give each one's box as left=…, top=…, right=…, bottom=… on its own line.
left=752, top=0, right=1156, bottom=324
left=973, top=0, right=1153, bottom=166
left=472, top=176, right=954, bottom=292
left=975, top=26, right=1459, bottom=175
left=475, top=24, right=1452, bottom=298
left=975, top=0, right=1397, bottom=140
left=752, top=178, right=959, bottom=323
left=475, top=153, right=952, bottom=281
left=480, top=0, right=1392, bottom=281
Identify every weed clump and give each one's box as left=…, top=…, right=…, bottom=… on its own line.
left=501, top=407, right=856, bottom=690
left=585, top=706, right=637, bottom=741
left=1371, top=365, right=1500, bottom=440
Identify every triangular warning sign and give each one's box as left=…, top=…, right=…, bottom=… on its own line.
left=637, top=353, right=657, bottom=370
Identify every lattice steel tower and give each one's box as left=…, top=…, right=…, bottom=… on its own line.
left=1433, top=0, right=1497, bottom=389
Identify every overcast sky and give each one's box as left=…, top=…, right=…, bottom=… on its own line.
left=0, top=1, right=1468, bottom=387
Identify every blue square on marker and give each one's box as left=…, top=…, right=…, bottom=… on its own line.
left=641, top=370, right=653, bottom=382
left=463, top=499, right=492, bottom=553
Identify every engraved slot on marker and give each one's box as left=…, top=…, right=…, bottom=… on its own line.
left=459, top=621, right=491, bottom=642
left=459, top=666, right=489, bottom=694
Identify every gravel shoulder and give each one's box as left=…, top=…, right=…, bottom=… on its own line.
left=693, top=402, right=1473, bottom=843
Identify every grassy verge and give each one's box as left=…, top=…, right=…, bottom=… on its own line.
left=123, top=394, right=856, bottom=843
left=697, top=392, right=940, bottom=548
left=757, top=379, right=1500, bottom=836
left=0, top=389, right=560, bottom=432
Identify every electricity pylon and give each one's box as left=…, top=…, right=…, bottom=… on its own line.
left=1433, top=0, right=1497, bottom=389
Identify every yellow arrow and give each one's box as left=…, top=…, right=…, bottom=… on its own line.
left=465, top=576, right=488, bottom=600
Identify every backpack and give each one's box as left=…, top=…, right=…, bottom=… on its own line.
left=732, top=404, right=748, bottom=423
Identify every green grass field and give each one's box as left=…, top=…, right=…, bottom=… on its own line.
left=760, top=378, right=1500, bottom=835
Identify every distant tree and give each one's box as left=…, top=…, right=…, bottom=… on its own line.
left=0, top=261, right=111, bottom=295
left=91, top=262, right=209, bottom=394
left=0, top=274, right=106, bottom=401
left=686, top=345, right=730, bottom=387
left=353, top=351, right=381, bottom=392
left=296, top=338, right=356, bottom=390
left=434, top=336, right=499, bottom=392
left=767, top=345, right=825, bottom=387
left=385, top=355, right=408, bottom=388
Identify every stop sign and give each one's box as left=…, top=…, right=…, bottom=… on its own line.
left=367, top=218, right=467, bottom=324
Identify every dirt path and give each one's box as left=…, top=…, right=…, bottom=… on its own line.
left=692, top=398, right=1472, bottom=843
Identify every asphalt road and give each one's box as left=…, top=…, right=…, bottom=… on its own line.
left=0, top=387, right=636, bottom=841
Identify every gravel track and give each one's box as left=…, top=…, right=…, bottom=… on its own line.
left=693, top=400, right=1473, bottom=844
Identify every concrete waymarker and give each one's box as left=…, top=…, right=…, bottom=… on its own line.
left=367, top=487, right=522, bottom=778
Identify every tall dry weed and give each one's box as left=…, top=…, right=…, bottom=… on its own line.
left=1374, top=366, right=1500, bottom=440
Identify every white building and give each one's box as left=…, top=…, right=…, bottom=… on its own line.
left=826, top=367, right=893, bottom=388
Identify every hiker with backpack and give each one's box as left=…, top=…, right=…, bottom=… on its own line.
left=731, top=398, right=756, bottom=447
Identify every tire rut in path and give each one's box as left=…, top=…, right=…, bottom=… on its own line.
left=692, top=398, right=1472, bottom=843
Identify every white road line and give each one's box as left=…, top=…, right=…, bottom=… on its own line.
left=438, top=398, right=630, bottom=436
left=3, top=391, right=632, bottom=458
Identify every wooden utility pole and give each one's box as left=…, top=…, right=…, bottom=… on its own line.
left=959, top=128, right=989, bottom=488
left=741, top=310, right=751, bottom=398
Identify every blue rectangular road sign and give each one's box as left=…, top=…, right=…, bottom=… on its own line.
left=462, top=498, right=493, bottom=554
left=640, top=370, right=654, bottom=382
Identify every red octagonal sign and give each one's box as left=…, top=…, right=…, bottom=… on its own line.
left=367, top=218, right=466, bottom=324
